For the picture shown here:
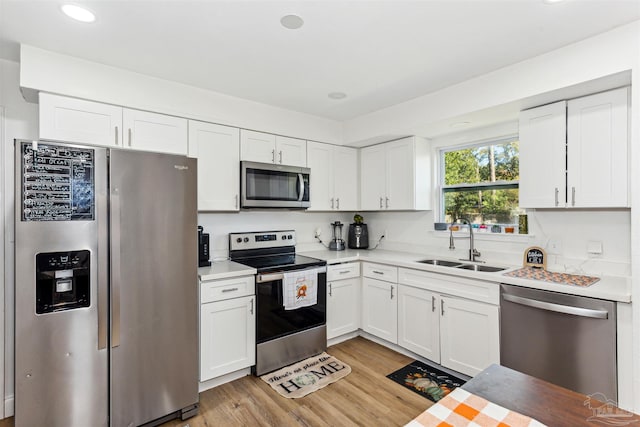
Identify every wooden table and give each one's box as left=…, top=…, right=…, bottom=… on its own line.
left=462, top=364, right=640, bottom=426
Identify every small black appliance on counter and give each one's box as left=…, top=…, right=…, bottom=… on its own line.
left=348, top=223, right=369, bottom=249
left=198, top=226, right=211, bottom=267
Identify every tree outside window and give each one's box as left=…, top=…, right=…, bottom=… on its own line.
left=442, top=138, right=523, bottom=228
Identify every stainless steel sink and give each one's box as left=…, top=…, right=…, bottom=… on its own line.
left=417, top=259, right=463, bottom=267
left=455, top=264, right=506, bottom=272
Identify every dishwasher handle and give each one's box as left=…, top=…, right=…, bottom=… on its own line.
left=502, top=293, right=608, bottom=319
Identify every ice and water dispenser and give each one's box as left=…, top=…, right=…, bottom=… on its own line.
left=35, top=250, right=90, bottom=314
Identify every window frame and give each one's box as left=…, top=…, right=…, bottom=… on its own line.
left=438, top=135, right=520, bottom=224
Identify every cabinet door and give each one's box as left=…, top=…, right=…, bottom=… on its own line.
left=518, top=101, right=567, bottom=208
left=306, top=141, right=334, bottom=210
left=39, top=93, right=122, bottom=147
left=360, top=144, right=387, bottom=210
left=240, top=129, right=276, bottom=163
left=397, top=285, right=440, bottom=363
left=361, top=277, right=397, bottom=343
left=122, top=108, right=188, bottom=155
left=327, top=278, right=361, bottom=339
left=188, top=121, right=240, bottom=211
left=386, top=138, right=415, bottom=210
left=567, top=87, right=629, bottom=208
left=276, top=136, right=307, bottom=167
left=439, top=296, right=499, bottom=377
left=200, top=295, right=256, bottom=381
left=333, top=146, right=359, bottom=211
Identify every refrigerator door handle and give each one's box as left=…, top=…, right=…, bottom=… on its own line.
left=111, top=188, right=122, bottom=348
left=98, top=199, right=109, bottom=350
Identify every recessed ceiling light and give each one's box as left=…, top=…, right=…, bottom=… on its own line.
left=280, top=14, right=304, bottom=30
left=543, top=0, right=565, bottom=4
left=61, top=4, right=96, bottom=23
left=328, top=92, right=347, bottom=100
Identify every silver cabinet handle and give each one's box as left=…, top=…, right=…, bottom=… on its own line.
left=379, top=197, right=383, bottom=208
left=372, top=270, right=384, bottom=275
left=331, top=198, right=334, bottom=209
left=235, top=194, right=238, bottom=209
left=250, top=298, right=254, bottom=315
left=555, top=187, right=559, bottom=207
left=115, top=126, right=119, bottom=146
left=441, top=299, right=445, bottom=316
left=339, top=270, right=350, bottom=274
left=572, top=187, right=576, bottom=207
left=385, top=197, right=389, bottom=209
left=222, top=287, right=239, bottom=293
left=279, top=150, right=283, bottom=164
left=329, top=283, right=333, bottom=297
left=390, top=285, right=394, bottom=300
left=502, top=293, right=608, bottom=319
left=336, top=198, right=340, bottom=209
left=432, top=295, right=436, bottom=312
left=271, top=149, right=275, bottom=163
left=127, top=128, right=132, bottom=147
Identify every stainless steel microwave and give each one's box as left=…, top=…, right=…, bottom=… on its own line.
left=240, top=161, right=310, bottom=209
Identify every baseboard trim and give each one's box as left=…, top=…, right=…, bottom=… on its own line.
left=4, top=394, right=14, bottom=418
left=198, top=368, right=251, bottom=393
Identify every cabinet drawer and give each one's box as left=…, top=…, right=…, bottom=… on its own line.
left=362, top=262, right=398, bottom=282
left=327, top=262, right=360, bottom=281
left=201, top=275, right=255, bottom=303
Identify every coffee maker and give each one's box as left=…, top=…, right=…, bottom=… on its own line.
left=198, top=226, right=212, bottom=267
left=329, top=221, right=346, bottom=251
left=348, top=223, right=369, bottom=249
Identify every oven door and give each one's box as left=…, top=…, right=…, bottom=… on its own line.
left=255, top=267, right=326, bottom=343
left=241, top=161, right=310, bottom=208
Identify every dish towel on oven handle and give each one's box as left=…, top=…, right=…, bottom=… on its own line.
left=283, top=268, right=319, bottom=310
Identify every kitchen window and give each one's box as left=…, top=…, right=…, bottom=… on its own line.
left=440, top=137, right=524, bottom=232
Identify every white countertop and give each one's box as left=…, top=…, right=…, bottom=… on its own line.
left=301, top=248, right=631, bottom=303
left=198, top=260, right=256, bottom=281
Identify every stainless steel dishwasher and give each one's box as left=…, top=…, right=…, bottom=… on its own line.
left=500, top=284, right=617, bottom=400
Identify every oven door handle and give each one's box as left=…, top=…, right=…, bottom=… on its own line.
left=256, top=266, right=327, bottom=283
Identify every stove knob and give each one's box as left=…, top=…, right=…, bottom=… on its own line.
left=287, top=234, right=293, bottom=239
left=281, top=235, right=286, bottom=240
left=236, top=238, right=242, bottom=243
left=243, top=237, right=249, bottom=243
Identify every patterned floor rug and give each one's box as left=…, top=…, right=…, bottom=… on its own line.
left=387, top=360, right=467, bottom=402
left=260, top=352, right=351, bottom=398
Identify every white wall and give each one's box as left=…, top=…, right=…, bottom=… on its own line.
left=343, top=21, right=640, bottom=144
left=0, top=58, right=39, bottom=417
left=19, top=45, right=344, bottom=145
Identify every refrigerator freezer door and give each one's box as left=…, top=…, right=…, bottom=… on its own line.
left=109, top=149, right=199, bottom=426
left=14, top=141, right=109, bottom=427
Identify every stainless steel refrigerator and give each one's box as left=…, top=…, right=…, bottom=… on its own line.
left=14, top=140, right=199, bottom=426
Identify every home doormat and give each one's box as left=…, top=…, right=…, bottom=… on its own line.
left=387, top=360, right=466, bottom=403
left=260, top=352, right=351, bottom=399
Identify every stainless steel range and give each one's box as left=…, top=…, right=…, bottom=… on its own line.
left=229, top=230, right=327, bottom=375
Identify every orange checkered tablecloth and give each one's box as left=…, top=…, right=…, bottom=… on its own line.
left=406, top=388, right=546, bottom=427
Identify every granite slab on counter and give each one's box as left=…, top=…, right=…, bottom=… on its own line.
left=198, top=260, right=256, bottom=281
left=301, top=248, right=631, bottom=303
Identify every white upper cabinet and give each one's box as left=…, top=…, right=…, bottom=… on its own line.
left=39, top=93, right=122, bottom=147
left=519, top=87, right=629, bottom=208
left=122, top=108, right=188, bottom=155
left=39, top=93, right=188, bottom=155
left=306, top=141, right=358, bottom=211
left=240, top=130, right=307, bottom=167
left=567, top=87, right=629, bottom=208
left=360, top=136, right=431, bottom=211
left=188, top=121, right=240, bottom=211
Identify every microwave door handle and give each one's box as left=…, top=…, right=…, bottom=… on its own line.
left=297, top=173, right=304, bottom=202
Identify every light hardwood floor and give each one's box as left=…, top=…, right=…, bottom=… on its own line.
left=0, top=337, right=432, bottom=427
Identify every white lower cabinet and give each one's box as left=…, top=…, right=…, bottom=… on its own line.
left=439, top=295, right=499, bottom=376
left=397, top=285, right=440, bottom=363
left=200, top=276, right=255, bottom=382
left=362, top=274, right=398, bottom=343
left=327, top=263, right=361, bottom=339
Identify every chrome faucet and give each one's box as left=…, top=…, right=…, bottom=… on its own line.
left=449, top=219, right=482, bottom=263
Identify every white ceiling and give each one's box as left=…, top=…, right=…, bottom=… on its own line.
left=1, top=0, right=639, bottom=122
